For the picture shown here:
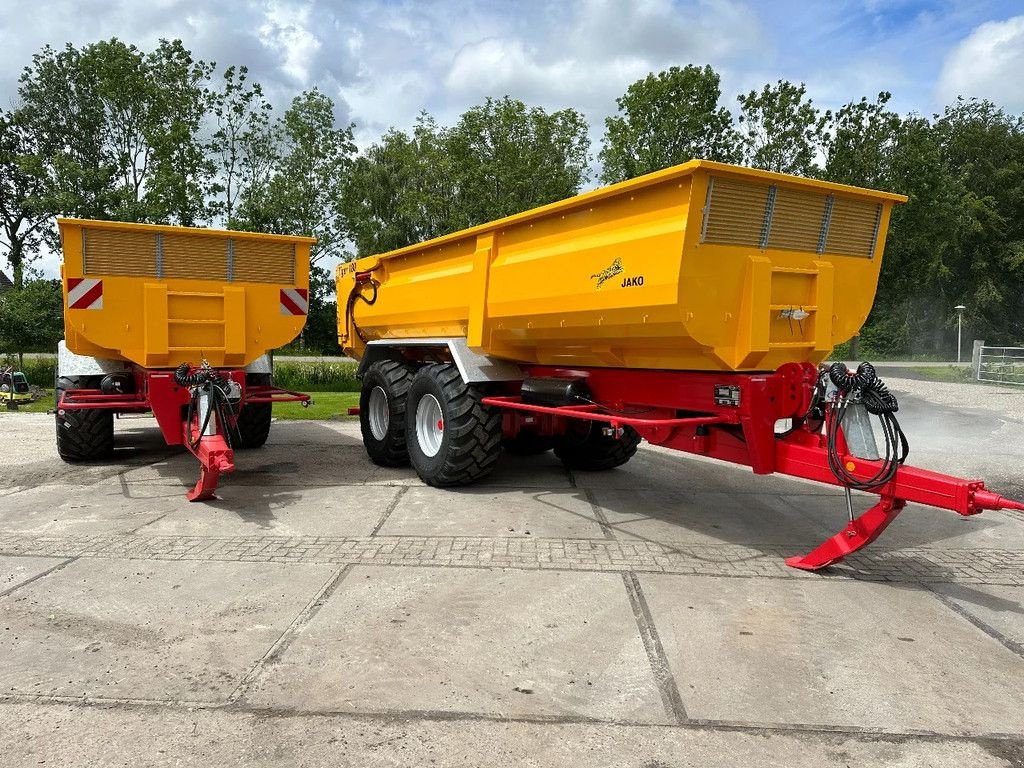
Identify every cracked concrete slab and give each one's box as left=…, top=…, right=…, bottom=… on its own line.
left=246, top=565, right=669, bottom=723
left=0, top=558, right=335, bottom=702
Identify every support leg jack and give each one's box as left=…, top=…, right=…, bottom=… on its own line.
left=786, top=494, right=906, bottom=571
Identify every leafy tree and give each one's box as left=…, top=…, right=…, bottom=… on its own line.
left=0, top=108, right=48, bottom=288
left=821, top=92, right=902, bottom=189
left=343, top=98, right=590, bottom=258
left=209, top=65, right=275, bottom=225
left=0, top=279, right=63, bottom=368
left=737, top=80, right=828, bottom=176
left=17, top=38, right=214, bottom=237
left=447, top=96, right=590, bottom=228
left=600, top=65, right=740, bottom=183
left=237, top=89, right=355, bottom=265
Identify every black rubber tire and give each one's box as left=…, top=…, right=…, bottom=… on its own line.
left=405, top=363, right=502, bottom=487
left=235, top=403, right=272, bottom=449
left=360, top=359, right=414, bottom=467
left=235, top=373, right=273, bottom=449
left=554, top=423, right=641, bottom=471
left=503, top=430, right=555, bottom=456
left=55, top=376, right=114, bottom=462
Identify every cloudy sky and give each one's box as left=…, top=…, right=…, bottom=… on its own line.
left=3, top=0, right=1023, bottom=276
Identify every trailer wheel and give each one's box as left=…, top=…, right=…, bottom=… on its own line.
left=234, top=373, right=273, bottom=449
left=503, top=430, right=555, bottom=455
left=406, top=363, right=502, bottom=486
left=360, top=360, right=414, bottom=466
left=55, top=376, right=114, bottom=462
left=554, top=423, right=641, bottom=471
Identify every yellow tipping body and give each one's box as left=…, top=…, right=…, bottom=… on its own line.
left=60, top=219, right=314, bottom=369
left=339, top=161, right=906, bottom=372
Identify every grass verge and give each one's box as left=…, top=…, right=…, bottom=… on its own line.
left=272, top=392, right=360, bottom=420
left=905, top=365, right=974, bottom=383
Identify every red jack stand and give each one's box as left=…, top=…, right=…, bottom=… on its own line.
left=786, top=495, right=907, bottom=570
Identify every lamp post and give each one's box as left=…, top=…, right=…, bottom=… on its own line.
left=954, top=305, right=966, bottom=363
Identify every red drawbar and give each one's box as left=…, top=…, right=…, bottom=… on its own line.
left=480, top=363, right=1024, bottom=571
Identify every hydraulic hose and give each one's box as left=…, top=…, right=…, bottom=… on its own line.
left=824, top=362, right=909, bottom=491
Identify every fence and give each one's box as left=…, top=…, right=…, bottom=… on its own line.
left=976, top=344, right=1024, bottom=386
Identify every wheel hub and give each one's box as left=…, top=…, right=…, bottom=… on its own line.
left=368, top=386, right=389, bottom=441
left=416, top=394, right=444, bottom=457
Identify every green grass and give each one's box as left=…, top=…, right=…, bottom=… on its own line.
left=0, top=388, right=53, bottom=413
left=1, top=355, right=56, bottom=387
left=906, top=365, right=974, bottom=383
left=272, top=391, right=359, bottom=420
left=272, top=361, right=360, bottom=392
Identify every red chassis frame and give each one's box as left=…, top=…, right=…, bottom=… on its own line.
left=481, top=362, right=1024, bottom=571
left=57, top=368, right=309, bottom=501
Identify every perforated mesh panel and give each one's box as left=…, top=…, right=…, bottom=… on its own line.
left=767, top=187, right=828, bottom=252
left=701, top=178, right=770, bottom=247
left=701, top=175, right=884, bottom=258
left=233, top=239, right=296, bottom=284
left=83, top=230, right=157, bottom=276
left=163, top=234, right=228, bottom=280
left=826, top=198, right=881, bottom=258
left=81, top=228, right=296, bottom=283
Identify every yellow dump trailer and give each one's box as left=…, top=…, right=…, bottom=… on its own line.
left=55, top=219, right=314, bottom=501
left=60, top=218, right=314, bottom=369
left=339, top=160, right=905, bottom=371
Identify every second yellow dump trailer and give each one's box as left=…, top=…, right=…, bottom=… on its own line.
left=56, top=219, right=316, bottom=500
left=337, top=160, right=1024, bottom=572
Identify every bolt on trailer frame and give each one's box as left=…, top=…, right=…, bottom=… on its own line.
left=338, top=161, right=1024, bottom=571
left=56, top=219, right=314, bottom=501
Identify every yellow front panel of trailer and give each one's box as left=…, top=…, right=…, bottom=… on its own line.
left=60, top=219, right=314, bottom=369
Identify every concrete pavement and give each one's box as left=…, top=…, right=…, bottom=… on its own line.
left=0, top=376, right=1023, bottom=766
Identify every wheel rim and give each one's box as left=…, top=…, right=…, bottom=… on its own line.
left=367, top=386, right=389, bottom=441
left=415, top=393, right=444, bottom=458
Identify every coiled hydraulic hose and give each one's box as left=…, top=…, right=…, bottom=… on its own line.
left=175, top=363, right=240, bottom=450
left=825, top=362, right=909, bottom=491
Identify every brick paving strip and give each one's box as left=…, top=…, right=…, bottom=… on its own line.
left=1, top=533, right=1021, bottom=586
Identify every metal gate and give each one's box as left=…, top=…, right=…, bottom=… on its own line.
left=977, top=345, right=1024, bottom=385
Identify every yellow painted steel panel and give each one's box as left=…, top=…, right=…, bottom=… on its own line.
left=60, top=218, right=314, bottom=368
left=338, top=160, right=906, bottom=372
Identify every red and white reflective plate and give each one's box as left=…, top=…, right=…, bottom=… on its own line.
left=67, top=278, right=104, bottom=310
left=280, top=287, right=309, bottom=316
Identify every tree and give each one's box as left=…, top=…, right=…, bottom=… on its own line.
left=17, top=38, right=215, bottom=237
left=0, top=108, right=48, bottom=288
left=237, top=89, right=355, bottom=265
left=446, top=96, right=590, bottom=229
left=737, top=80, right=828, bottom=176
left=600, top=65, right=740, bottom=184
left=821, top=92, right=902, bottom=189
left=209, top=65, right=275, bottom=225
left=0, top=279, right=63, bottom=368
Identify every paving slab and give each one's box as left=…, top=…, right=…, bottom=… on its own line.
left=592, top=486, right=837, bottom=548
left=366, top=451, right=574, bottom=488
left=378, top=486, right=604, bottom=538
left=3, top=700, right=1019, bottom=768
left=0, top=701, right=1016, bottom=768
left=929, top=583, right=1024, bottom=650
left=0, top=555, right=66, bottom=595
left=641, top=574, right=1024, bottom=735
left=117, top=442, right=374, bottom=488
left=0, top=558, right=335, bottom=702
left=247, top=565, right=668, bottom=722
left=0, top=483, right=165, bottom=535
left=130, top=485, right=397, bottom=537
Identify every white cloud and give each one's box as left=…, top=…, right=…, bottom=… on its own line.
left=939, top=15, right=1024, bottom=110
